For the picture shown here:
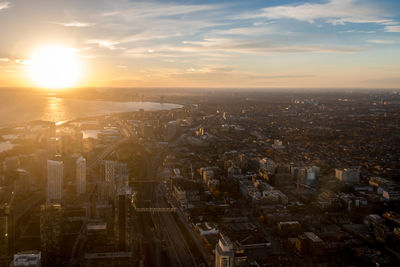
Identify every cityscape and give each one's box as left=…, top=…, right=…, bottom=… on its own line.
left=0, top=88, right=399, bottom=266
left=1, top=0, right=400, bottom=266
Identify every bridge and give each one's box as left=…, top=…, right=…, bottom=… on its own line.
left=131, top=179, right=164, bottom=183
left=131, top=201, right=176, bottom=212
left=134, top=207, right=177, bottom=212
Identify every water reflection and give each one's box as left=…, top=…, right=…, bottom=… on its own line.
left=0, top=90, right=181, bottom=127
left=45, top=96, right=65, bottom=123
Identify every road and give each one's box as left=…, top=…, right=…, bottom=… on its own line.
left=88, top=119, right=131, bottom=169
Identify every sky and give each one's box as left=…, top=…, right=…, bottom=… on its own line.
left=0, top=0, right=399, bottom=88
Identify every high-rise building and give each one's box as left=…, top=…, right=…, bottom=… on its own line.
left=40, top=204, right=62, bottom=266
left=0, top=205, right=14, bottom=265
left=101, top=160, right=116, bottom=182
left=3, top=156, right=20, bottom=173
left=34, top=149, right=47, bottom=184
left=166, top=121, right=177, bottom=140
left=47, top=160, right=63, bottom=203
left=59, top=131, right=83, bottom=154
left=12, top=251, right=41, bottom=267
left=46, top=137, right=60, bottom=157
left=215, top=234, right=234, bottom=267
left=14, top=169, right=31, bottom=196
left=76, top=156, right=86, bottom=195
left=118, top=194, right=127, bottom=251
left=118, top=187, right=132, bottom=252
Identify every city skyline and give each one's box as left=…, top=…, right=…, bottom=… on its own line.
left=0, top=0, right=399, bottom=88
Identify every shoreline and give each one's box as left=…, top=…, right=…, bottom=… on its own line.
left=0, top=105, right=184, bottom=154
left=0, top=98, right=183, bottom=130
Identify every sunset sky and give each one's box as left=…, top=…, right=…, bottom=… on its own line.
left=0, top=0, right=399, bottom=88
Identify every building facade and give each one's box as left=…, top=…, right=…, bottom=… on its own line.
left=47, top=160, right=63, bottom=203
left=215, top=234, right=235, bottom=267
left=76, top=156, right=86, bottom=195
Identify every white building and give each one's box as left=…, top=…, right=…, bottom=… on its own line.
left=12, top=251, right=41, bottom=267
left=215, top=234, right=234, bottom=267
left=76, top=156, right=86, bottom=195
left=306, top=167, right=318, bottom=184
left=196, top=222, right=219, bottom=236
left=47, top=160, right=63, bottom=203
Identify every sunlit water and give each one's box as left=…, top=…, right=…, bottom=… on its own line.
left=0, top=90, right=181, bottom=127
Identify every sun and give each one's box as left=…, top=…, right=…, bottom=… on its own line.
left=28, top=45, right=83, bottom=89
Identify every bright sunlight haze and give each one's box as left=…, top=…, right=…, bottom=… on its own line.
left=28, top=45, right=83, bottom=89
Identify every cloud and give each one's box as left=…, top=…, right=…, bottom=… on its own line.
left=367, top=39, right=395, bottom=45
left=86, top=39, right=124, bottom=50
left=385, top=25, right=400, bottom=32
left=0, top=58, right=9, bottom=62
left=56, top=21, right=94, bottom=27
left=0, top=2, right=10, bottom=11
left=100, top=2, right=216, bottom=20
left=342, top=30, right=376, bottom=34
left=180, top=38, right=363, bottom=54
left=257, top=0, right=393, bottom=25
left=15, top=59, right=31, bottom=65
left=210, top=25, right=287, bottom=36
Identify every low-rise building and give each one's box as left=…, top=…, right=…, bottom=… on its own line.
left=11, top=251, right=41, bottom=267
left=335, top=167, right=360, bottom=184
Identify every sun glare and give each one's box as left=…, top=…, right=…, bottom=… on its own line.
left=29, top=45, right=83, bottom=89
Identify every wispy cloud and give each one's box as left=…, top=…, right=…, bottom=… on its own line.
left=385, top=25, right=400, bottom=32
left=250, top=0, right=394, bottom=25
left=100, top=2, right=217, bottom=20
left=209, top=25, right=290, bottom=36
left=341, top=30, right=376, bottom=34
left=0, top=0, right=399, bottom=88
left=180, top=38, right=363, bottom=54
left=86, top=39, right=124, bottom=50
left=0, top=2, right=9, bottom=11
left=367, top=39, right=395, bottom=45
left=0, top=58, right=9, bottom=62
left=55, top=21, right=94, bottom=27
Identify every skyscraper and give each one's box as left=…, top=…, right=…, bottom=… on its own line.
left=76, top=156, right=86, bottom=195
left=40, top=204, right=62, bottom=267
left=47, top=160, right=63, bottom=203
left=101, top=160, right=116, bottom=182
left=46, top=137, right=60, bottom=157
left=118, top=194, right=126, bottom=251
left=215, top=234, right=234, bottom=267
left=0, top=205, right=14, bottom=266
